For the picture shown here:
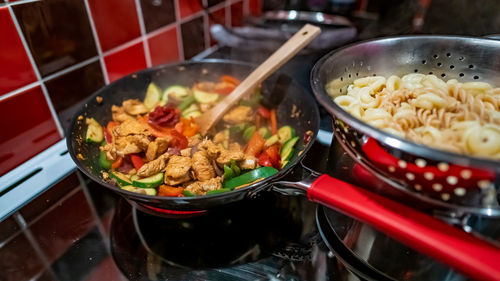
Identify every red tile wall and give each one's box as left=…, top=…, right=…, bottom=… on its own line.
left=0, top=0, right=260, bottom=176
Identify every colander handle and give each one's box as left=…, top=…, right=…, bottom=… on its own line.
left=308, top=174, right=500, bottom=281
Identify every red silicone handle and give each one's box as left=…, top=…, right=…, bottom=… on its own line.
left=308, top=174, right=500, bottom=281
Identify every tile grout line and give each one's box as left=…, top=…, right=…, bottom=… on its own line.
left=203, top=0, right=210, bottom=49
left=75, top=171, right=110, bottom=251
left=134, top=0, right=152, bottom=67
left=24, top=186, right=82, bottom=228
left=225, top=0, right=232, bottom=27
left=12, top=212, right=59, bottom=281
left=145, top=21, right=177, bottom=39
left=83, top=0, right=110, bottom=84
left=174, top=0, right=185, bottom=61
left=7, top=5, right=64, bottom=138
left=42, top=56, right=99, bottom=82
left=243, top=0, right=249, bottom=16
left=102, top=36, right=144, bottom=57
left=0, top=81, right=40, bottom=102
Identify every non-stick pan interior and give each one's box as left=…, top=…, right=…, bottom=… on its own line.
left=67, top=59, right=320, bottom=211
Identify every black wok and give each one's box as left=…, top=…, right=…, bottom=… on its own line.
left=67, top=59, right=319, bottom=213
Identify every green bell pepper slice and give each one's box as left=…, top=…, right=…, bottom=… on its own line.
left=223, top=167, right=278, bottom=189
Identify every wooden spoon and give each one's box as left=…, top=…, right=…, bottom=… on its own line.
left=196, top=24, right=321, bottom=135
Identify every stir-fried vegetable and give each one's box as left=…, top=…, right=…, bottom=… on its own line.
left=85, top=75, right=301, bottom=197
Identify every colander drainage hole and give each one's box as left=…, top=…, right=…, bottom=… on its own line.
left=437, top=62, right=442, bottom=66
left=428, top=71, right=434, bottom=74
left=459, top=73, right=465, bottom=77
left=469, top=64, right=474, bottom=69
left=473, top=75, right=480, bottom=80
left=441, top=73, right=446, bottom=77
left=414, top=69, right=419, bottom=73
left=433, top=54, right=439, bottom=58
left=450, top=65, right=455, bottom=69
left=446, top=53, right=451, bottom=57
left=422, top=60, right=427, bottom=64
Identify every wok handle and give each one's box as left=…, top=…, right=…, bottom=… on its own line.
left=308, top=174, right=500, bottom=281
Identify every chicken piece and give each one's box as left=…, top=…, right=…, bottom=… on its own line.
left=100, top=143, right=117, bottom=161
left=216, top=149, right=245, bottom=166
left=180, top=148, right=192, bottom=157
left=213, top=131, right=228, bottom=144
left=137, top=153, right=169, bottom=177
left=199, top=103, right=214, bottom=112
left=198, top=139, right=221, bottom=159
left=228, top=142, right=241, bottom=151
left=164, top=156, right=192, bottom=185
left=115, top=119, right=150, bottom=137
left=115, top=135, right=150, bottom=156
left=192, top=151, right=215, bottom=181
left=240, top=155, right=257, bottom=170
left=222, top=106, right=253, bottom=125
left=122, top=99, right=148, bottom=115
left=188, top=135, right=202, bottom=147
left=184, top=177, right=222, bottom=195
left=112, top=105, right=134, bottom=122
left=145, top=138, right=171, bottom=161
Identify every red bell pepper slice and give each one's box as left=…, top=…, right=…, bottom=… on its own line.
left=130, top=154, right=144, bottom=170
left=257, top=106, right=271, bottom=118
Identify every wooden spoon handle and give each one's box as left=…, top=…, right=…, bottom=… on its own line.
left=197, top=24, right=321, bottom=135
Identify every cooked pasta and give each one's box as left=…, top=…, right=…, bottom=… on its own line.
left=327, top=74, right=500, bottom=159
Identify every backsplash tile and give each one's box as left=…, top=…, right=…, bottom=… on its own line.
left=88, top=0, right=141, bottom=52
left=104, top=41, right=147, bottom=82
left=0, top=86, right=61, bottom=176
left=12, top=0, right=97, bottom=77
left=140, top=0, right=176, bottom=33
left=19, top=172, right=80, bottom=224
left=29, top=190, right=95, bottom=262
left=0, top=7, right=37, bottom=96
left=0, top=217, right=20, bottom=244
left=45, top=61, right=105, bottom=129
left=178, top=0, right=203, bottom=19
left=181, top=16, right=205, bottom=59
left=231, top=1, right=244, bottom=26
left=249, top=0, right=262, bottom=16
left=0, top=232, right=44, bottom=281
left=148, top=26, right=180, bottom=66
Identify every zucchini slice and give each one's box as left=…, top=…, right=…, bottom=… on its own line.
left=121, top=186, right=157, bottom=196
left=184, top=110, right=201, bottom=118
left=85, top=118, right=103, bottom=143
left=280, top=136, right=299, bottom=162
left=164, top=85, right=189, bottom=100
left=277, top=126, right=296, bottom=144
left=258, top=127, right=271, bottom=139
left=144, top=83, right=162, bottom=109
left=132, top=172, right=164, bottom=188
left=243, top=126, right=256, bottom=142
left=264, top=135, right=279, bottom=147
left=109, top=171, right=132, bottom=186
left=193, top=89, right=219, bottom=103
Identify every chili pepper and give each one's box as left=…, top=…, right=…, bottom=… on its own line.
left=111, top=157, right=123, bottom=169
left=130, top=154, right=144, bottom=170
left=158, top=185, right=184, bottom=197
left=223, top=167, right=278, bottom=189
left=214, top=82, right=236, bottom=95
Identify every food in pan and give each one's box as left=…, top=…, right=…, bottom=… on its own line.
left=327, top=74, right=500, bottom=158
left=85, top=75, right=302, bottom=197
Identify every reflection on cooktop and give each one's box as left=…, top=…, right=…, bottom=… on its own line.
left=110, top=192, right=336, bottom=281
